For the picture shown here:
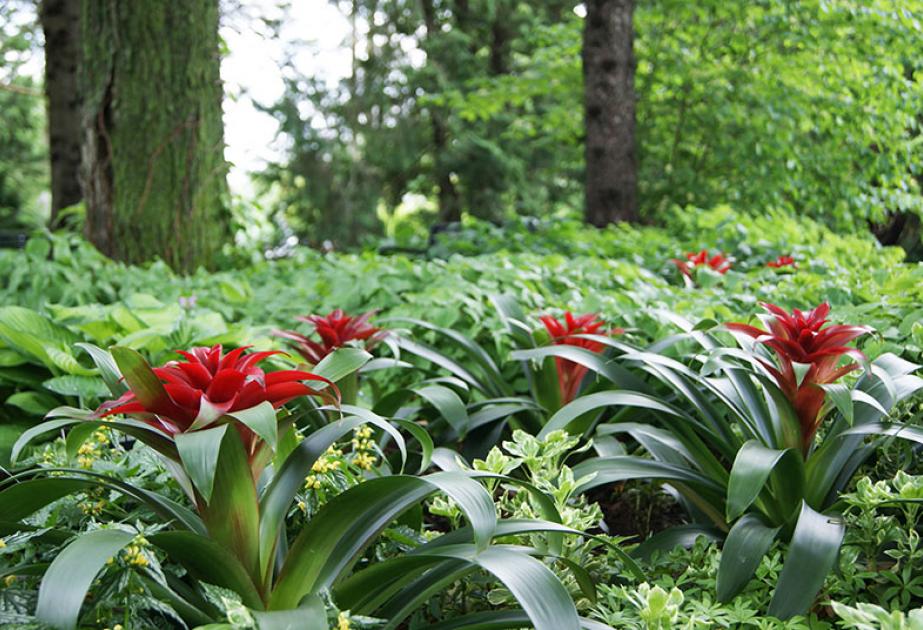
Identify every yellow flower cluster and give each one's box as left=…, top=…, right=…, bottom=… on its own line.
left=79, top=498, right=107, bottom=516
left=337, top=611, right=350, bottom=630
left=0, top=538, right=6, bottom=548
left=305, top=446, right=343, bottom=491
left=351, top=425, right=377, bottom=470
left=102, top=625, right=124, bottom=630
left=76, top=430, right=111, bottom=469
left=123, top=543, right=149, bottom=567
left=4, top=575, right=15, bottom=587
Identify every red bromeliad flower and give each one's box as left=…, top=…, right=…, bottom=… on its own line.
left=275, top=309, right=386, bottom=364
left=98, top=345, right=334, bottom=442
left=540, top=312, right=624, bottom=404
left=767, top=255, right=797, bottom=269
left=671, top=249, right=732, bottom=278
left=727, top=303, right=871, bottom=452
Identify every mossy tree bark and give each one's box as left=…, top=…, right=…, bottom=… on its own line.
left=41, top=0, right=83, bottom=227
left=583, top=0, right=639, bottom=226
left=81, top=0, right=229, bottom=272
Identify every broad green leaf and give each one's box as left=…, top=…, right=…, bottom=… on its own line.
left=251, top=595, right=325, bottom=630
left=149, top=531, right=263, bottom=610
left=426, top=545, right=580, bottom=630
left=540, top=391, right=681, bottom=439
left=258, top=415, right=378, bottom=577
left=42, top=375, right=110, bottom=399
left=717, top=514, right=780, bottom=601
left=726, top=441, right=803, bottom=522
left=227, top=402, right=278, bottom=451
left=196, top=427, right=262, bottom=586
left=110, top=346, right=171, bottom=411
left=176, top=424, right=230, bottom=503
left=768, top=503, right=845, bottom=619
left=820, top=383, right=853, bottom=425
left=311, top=347, right=372, bottom=382
left=36, top=528, right=135, bottom=630
left=413, top=384, right=469, bottom=436
left=631, top=525, right=723, bottom=561
left=75, top=343, right=126, bottom=397
left=5, top=391, right=60, bottom=416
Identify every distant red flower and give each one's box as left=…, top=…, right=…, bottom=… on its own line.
left=98, top=345, right=333, bottom=442
left=540, top=312, right=624, bottom=404
left=671, top=250, right=732, bottom=278
left=275, top=309, right=386, bottom=364
left=727, top=303, right=871, bottom=452
left=767, top=255, right=797, bottom=269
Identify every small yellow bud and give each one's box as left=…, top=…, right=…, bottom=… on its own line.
left=4, top=575, right=15, bottom=587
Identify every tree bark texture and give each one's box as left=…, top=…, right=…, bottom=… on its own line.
left=41, top=0, right=83, bottom=225
left=583, top=0, right=639, bottom=225
left=81, top=0, right=229, bottom=272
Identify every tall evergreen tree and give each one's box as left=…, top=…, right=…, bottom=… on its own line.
left=582, top=0, right=638, bottom=225
left=81, top=0, right=228, bottom=272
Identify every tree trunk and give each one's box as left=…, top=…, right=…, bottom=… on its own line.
left=41, top=0, right=83, bottom=226
left=421, top=0, right=462, bottom=224
left=583, top=0, right=638, bottom=226
left=80, top=0, right=228, bottom=272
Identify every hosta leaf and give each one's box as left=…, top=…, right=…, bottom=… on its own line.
left=5, top=391, right=60, bottom=416
left=42, top=375, right=110, bottom=399
left=36, top=528, right=135, bottom=630
left=46, top=347, right=97, bottom=376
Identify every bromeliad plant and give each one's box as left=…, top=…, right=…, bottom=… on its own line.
left=3, top=343, right=593, bottom=630
left=384, top=295, right=631, bottom=458
left=275, top=309, right=389, bottom=405
left=540, top=303, right=923, bottom=619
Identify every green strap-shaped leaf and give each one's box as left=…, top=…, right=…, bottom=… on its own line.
left=390, top=315, right=509, bottom=396
left=716, top=514, right=780, bottom=602
left=176, top=424, right=230, bottom=504
left=768, top=502, right=845, bottom=619
left=270, top=472, right=495, bottom=608
left=572, top=455, right=725, bottom=498
left=392, top=418, right=434, bottom=473
left=631, top=525, right=723, bottom=561
left=195, top=426, right=262, bottom=587
left=511, top=346, right=635, bottom=392
left=36, top=528, right=135, bottom=630
left=228, top=402, right=278, bottom=451
left=395, top=336, right=490, bottom=395
left=425, top=610, right=614, bottom=630
left=0, top=470, right=204, bottom=533
left=251, top=595, right=325, bottom=630
left=75, top=343, right=126, bottom=397
left=312, top=347, right=372, bottom=382
left=109, top=346, right=171, bottom=410
left=149, top=531, right=264, bottom=610
left=726, top=441, right=803, bottom=522
left=258, top=414, right=397, bottom=578
left=424, top=545, right=581, bottom=630
left=413, top=384, right=469, bottom=436
left=539, top=391, right=682, bottom=439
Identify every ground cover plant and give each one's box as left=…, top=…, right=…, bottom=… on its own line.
left=0, top=207, right=921, bottom=629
